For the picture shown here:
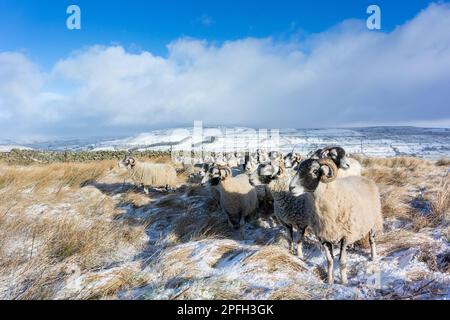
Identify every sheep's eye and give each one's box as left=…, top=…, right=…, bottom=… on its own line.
left=313, top=169, right=319, bottom=175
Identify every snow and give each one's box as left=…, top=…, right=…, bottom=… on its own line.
left=3, top=126, right=449, bottom=159
left=0, top=145, right=33, bottom=152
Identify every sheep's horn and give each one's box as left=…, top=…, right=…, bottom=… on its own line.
left=319, top=146, right=334, bottom=158
left=318, top=158, right=337, bottom=183
left=278, top=162, right=285, bottom=176
left=219, top=165, right=232, bottom=178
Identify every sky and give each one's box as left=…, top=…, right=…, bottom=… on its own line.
left=0, top=0, right=450, bottom=139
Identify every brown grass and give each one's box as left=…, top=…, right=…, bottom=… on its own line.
left=1, top=156, right=448, bottom=299
left=242, top=245, right=306, bottom=274
left=171, top=212, right=233, bottom=243
left=268, top=283, right=312, bottom=300
left=82, top=266, right=149, bottom=300
left=0, top=161, right=147, bottom=299
left=361, top=156, right=449, bottom=230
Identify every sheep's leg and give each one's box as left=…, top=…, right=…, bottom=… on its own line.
left=239, top=214, right=246, bottom=239
left=268, top=216, right=276, bottom=228
left=369, top=230, right=377, bottom=261
left=296, top=226, right=307, bottom=259
left=143, top=186, right=149, bottom=195
left=339, top=238, right=348, bottom=285
left=292, top=226, right=299, bottom=256
left=285, top=225, right=294, bottom=254
left=323, top=242, right=334, bottom=284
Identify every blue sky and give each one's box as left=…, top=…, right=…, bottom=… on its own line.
left=0, top=0, right=439, bottom=68
left=0, top=1, right=450, bottom=139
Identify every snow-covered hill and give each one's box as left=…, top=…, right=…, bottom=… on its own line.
left=1, top=126, right=450, bottom=159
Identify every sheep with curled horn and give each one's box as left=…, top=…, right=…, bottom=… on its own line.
left=289, top=158, right=383, bottom=284
left=249, top=158, right=314, bottom=257
left=310, top=146, right=362, bottom=178
left=118, top=154, right=178, bottom=194
left=201, top=164, right=258, bottom=234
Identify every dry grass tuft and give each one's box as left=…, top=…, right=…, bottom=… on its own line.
left=268, top=283, right=312, bottom=300
left=157, top=245, right=200, bottom=280
left=82, top=267, right=149, bottom=299
left=171, top=212, right=233, bottom=243
left=242, top=245, right=305, bottom=274
left=377, top=229, right=435, bottom=256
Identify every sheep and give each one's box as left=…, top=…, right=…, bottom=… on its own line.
left=289, top=158, right=383, bottom=284
left=310, top=146, right=362, bottom=178
left=283, top=152, right=303, bottom=171
left=225, top=153, right=239, bottom=168
left=199, top=163, right=221, bottom=203
left=249, top=160, right=314, bottom=258
left=244, top=159, right=275, bottom=226
left=118, top=155, right=178, bottom=193
left=201, top=164, right=258, bottom=232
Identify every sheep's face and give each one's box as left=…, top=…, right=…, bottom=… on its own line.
left=323, top=147, right=350, bottom=170
left=244, top=160, right=258, bottom=176
left=249, top=162, right=280, bottom=186
left=269, top=151, right=281, bottom=161
left=198, top=163, right=210, bottom=179
left=201, top=165, right=231, bottom=186
left=289, top=159, right=337, bottom=196
left=312, top=146, right=350, bottom=170
left=284, top=152, right=302, bottom=169
left=118, top=156, right=135, bottom=169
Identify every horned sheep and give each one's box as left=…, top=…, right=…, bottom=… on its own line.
left=310, top=146, right=362, bottom=178
left=249, top=160, right=314, bottom=258
left=118, top=155, right=178, bottom=193
left=289, top=158, right=383, bottom=284
left=201, top=164, right=258, bottom=232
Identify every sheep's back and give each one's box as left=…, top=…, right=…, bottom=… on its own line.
left=337, top=158, right=362, bottom=178
left=132, top=162, right=178, bottom=188
left=218, top=175, right=258, bottom=217
left=312, top=176, right=382, bottom=244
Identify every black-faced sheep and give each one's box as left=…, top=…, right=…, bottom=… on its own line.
left=310, top=146, right=362, bottom=178
left=249, top=160, right=314, bottom=258
left=283, top=152, right=303, bottom=171
left=118, top=155, right=178, bottom=193
left=201, top=164, right=258, bottom=232
left=289, top=158, right=383, bottom=284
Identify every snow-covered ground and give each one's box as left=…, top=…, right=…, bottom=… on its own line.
left=2, top=126, right=450, bottom=159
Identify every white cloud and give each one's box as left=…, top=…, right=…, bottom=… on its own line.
left=1, top=3, right=450, bottom=138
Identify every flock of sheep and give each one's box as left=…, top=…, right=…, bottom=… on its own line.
left=118, top=146, right=383, bottom=285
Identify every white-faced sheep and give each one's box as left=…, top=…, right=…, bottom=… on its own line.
left=249, top=160, right=314, bottom=258
left=118, top=155, right=178, bottom=193
left=201, top=164, right=258, bottom=232
left=289, top=158, right=383, bottom=284
left=310, top=146, right=362, bottom=178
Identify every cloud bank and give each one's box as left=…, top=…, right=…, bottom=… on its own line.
left=1, top=3, right=450, bottom=138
